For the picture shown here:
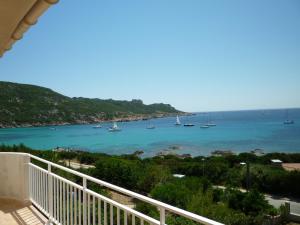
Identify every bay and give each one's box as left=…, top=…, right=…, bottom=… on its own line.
left=1, top=108, right=300, bottom=157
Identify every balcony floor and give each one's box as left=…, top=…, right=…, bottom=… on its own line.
left=0, top=198, right=47, bottom=225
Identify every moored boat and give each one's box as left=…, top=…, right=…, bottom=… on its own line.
left=108, top=122, right=121, bottom=132
left=284, top=120, right=294, bottom=125
left=175, top=115, right=181, bottom=126
left=184, top=123, right=195, bottom=127
left=205, top=113, right=216, bottom=127
left=283, top=110, right=295, bottom=125
left=146, top=125, right=155, bottom=129
left=206, top=122, right=216, bottom=127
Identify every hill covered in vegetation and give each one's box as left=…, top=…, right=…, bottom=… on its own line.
left=0, top=81, right=181, bottom=128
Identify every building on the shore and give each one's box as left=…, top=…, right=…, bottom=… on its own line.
left=270, top=159, right=283, bottom=167
left=173, top=174, right=186, bottom=178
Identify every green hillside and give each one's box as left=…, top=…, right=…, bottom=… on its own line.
left=0, top=81, right=181, bottom=128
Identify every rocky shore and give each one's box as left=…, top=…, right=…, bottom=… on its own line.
left=0, top=112, right=190, bottom=129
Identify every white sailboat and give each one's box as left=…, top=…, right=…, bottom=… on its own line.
left=175, top=115, right=181, bottom=126
left=108, top=122, right=121, bottom=132
left=206, top=122, right=216, bottom=127
left=284, top=109, right=294, bottom=125
left=205, top=113, right=216, bottom=127
left=147, top=125, right=155, bottom=129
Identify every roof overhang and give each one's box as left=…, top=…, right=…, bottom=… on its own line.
left=0, top=0, right=58, bottom=57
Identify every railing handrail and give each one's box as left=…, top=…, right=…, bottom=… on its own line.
left=0, top=152, right=224, bottom=225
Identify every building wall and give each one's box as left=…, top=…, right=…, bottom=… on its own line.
left=0, top=153, right=29, bottom=202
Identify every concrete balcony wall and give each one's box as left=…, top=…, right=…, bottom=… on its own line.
left=0, top=153, right=29, bottom=203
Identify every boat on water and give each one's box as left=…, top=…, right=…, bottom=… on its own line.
left=92, top=124, right=102, bottom=128
left=205, top=113, right=216, bottom=127
left=283, top=110, right=295, bottom=125
left=284, top=120, right=294, bottom=125
left=206, top=122, right=216, bottom=127
left=200, top=125, right=210, bottom=129
left=175, top=115, right=181, bottom=126
left=146, top=125, right=155, bottom=129
left=108, top=122, right=121, bottom=132
left=184, top=123, right=195, bottom=127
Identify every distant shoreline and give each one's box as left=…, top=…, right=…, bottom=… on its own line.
left=0, top=112, right=190, bottom=129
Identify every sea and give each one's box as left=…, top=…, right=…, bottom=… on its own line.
left=0, top=109, right=300, bottom=158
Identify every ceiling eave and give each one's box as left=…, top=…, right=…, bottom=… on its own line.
left=0, top=0, right=58, bottom=58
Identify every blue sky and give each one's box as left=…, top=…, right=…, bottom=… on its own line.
left=1, top=0, right=300, bottom=112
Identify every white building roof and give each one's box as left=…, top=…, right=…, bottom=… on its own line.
left=173, top=174, right=186, bottom=178
left=271, top=159, right=283, bottom=163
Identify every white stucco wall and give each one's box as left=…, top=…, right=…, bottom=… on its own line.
left=0, top=153, right=29, bottom=202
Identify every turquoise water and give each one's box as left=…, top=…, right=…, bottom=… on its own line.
left=1, top=109, right=300, bottom=157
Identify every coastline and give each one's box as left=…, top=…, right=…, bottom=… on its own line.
left=0, top=112, right=190, bottom=129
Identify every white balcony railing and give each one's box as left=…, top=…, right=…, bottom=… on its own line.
left=1, top=152, right=223, bottom=225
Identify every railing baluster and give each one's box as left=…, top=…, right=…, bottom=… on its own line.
left=117, top=207, right=120, bottom=225
left=33, top=168, right=35, bottom=204
left=32, top=167, right=34, bottom=202
left=110, top=204, right=113, bottom=225
left=38, top=169, right=40, bottom=206
left=46, top=171, right=48, bottom=213
left=60, top=179, right=62, bottom=223
left=41, top=171, right=44, bottom=210
left=132, top=214, right=135, bottom=225
left=57, top=177, right=59, bottom=221
left=42, top=172, right=47, bottom=211
left=75, top=187, right=78, bottom=225
left=36, top=168, right=38, bottom=203
left=159, top=208, right=165, bottom=225
left=48, top=164, right=52, bottom=223
left=88, top=193, right=91, bottom=225
left=29, top=166, right=31, bottom=199
left=44, top=171, right=46, bottom=210
left=63, top=181, right=65, bottom=225
left=83, top=178, right=87, bottom=225
left=79, top=189, right=82, bottom=225
left=98, top=198, right=101, bottom=225
left=54, top=176, right=56, bottom=221
left=104, top=201, right=107, bottom=225
left=34, top=168, right=36, bottom=203
left=71, top=185, right=74, bottom=225
left=67, top=183, right=70, bottom=225
left=40, top=170, right=42, bottom=206
left=28, top=166, right=31, bottom=200
left=40, top=170, right=42, bottom=207
left=36, top=169, right=38, bottom=205
left=93, top=195, right=96, bottom=225
left=54, top=176, right=57, bottom=220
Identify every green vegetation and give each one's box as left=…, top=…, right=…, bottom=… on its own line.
left=0, top=81, right=180, bottom=127
left=1, top=144, right=298, bottom=224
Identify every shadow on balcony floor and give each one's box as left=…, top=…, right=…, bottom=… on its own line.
left=0, top=198, right=47, bottom=225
